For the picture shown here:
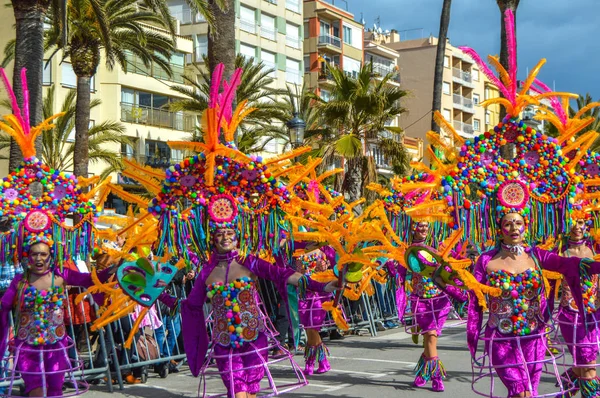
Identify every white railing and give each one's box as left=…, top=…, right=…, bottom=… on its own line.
left=318, top=34, right=342, bottom=48
left=240, top=19, right=257, bottom=34
left=452, top=67, right=474, bottom=87
left=261, top=25, right=277, bottom=41
left=286, top=35, right=301, bottom=49
left=286, top=69, right=302, bottom=85
left=453, top=120, right=474, bottom=136
left=453, top=94, right=475, bottom=113
left=170, top=9, right=206, bottom=24
left=286, top=0, right=301, bottom=13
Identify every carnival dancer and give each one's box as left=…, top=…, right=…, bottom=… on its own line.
left=0, top=229, right=113, bottom=397
left=393, top=221, right=466, bottom=392
left=294, top=245, right=337, bottom=376
left=555, top=206, right=600, bottom=396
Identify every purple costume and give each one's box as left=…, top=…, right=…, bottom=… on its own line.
left=467, top=247, right=600, bottom=397
left=0, top=267, right=111, bottom=397
left=179, top=252, right=313, bottom=397
left=296, top=246, right=336, bottom=329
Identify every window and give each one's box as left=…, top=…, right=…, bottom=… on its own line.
left=42, top=61, right=52, bottom=85
left=320, top=89, right=331, bottom=102
left=286, top=22, right=300, bottom=49
left=286, top=58, right=301, bottom=84
left=473, top=68, right=480, bottom=81
left=484, top=87, right=490, bottom=100
left=485, top=110, right=491, bottom=125
left=304, top=55, right=311, bottom=72
left=195, top=34, right=208, bottom=61
left=121, top=141, right=137, bottom=158
left=443, top=109, right=452, bottom=121
left=444, top=56, right=450, bottom=68
left=442, top=82, right=451, bottom=95
left=239, top=6, right=256, bottom=34
left=145, top=139, right=172, bottom=168
left=343, top=26, right=352, bottom=45
left=474, top=119, right=480, bottom=132
left=261, top=13, right=276, bottom=41
left=285, top=0, right=300, bottom=13
left=303, top=22, right=309, bottom=39
left=343, top=56, right=360, bottom=79
left=61, top=63, right=77, bottom=88
left=320, top=21, right=330, bottom=36
left=239, top=43, right=256, bottom=60
left=473, top=93, right=480, bottom=105
left=261, top=50, right=276, bottom=77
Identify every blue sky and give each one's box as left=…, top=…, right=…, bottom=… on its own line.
left=347, top=0, right=600, bottom=101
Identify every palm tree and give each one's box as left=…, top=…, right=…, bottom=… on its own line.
left=170, top=54, right=287, bottom=153
left=207, top=0, right=234, bottom=77
left=44, top=0, right=175, bottom=178
left=310, top=63, right=409, bottom=208
left=7, top=0, right=54, bottom=171
left=0, top=85, right=131, bottom=177
left=431, top=0, right=452, bottom=134
left=497, top=0, right=520, bottom=118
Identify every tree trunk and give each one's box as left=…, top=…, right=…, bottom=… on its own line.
left=431, top=0, right=452, bottom=134
left=73, top=75, right=91, bottom=177
left=497, top=0, right=520, bottom=118
left=207, top=0, right=236, bottom=78
left=10, top=0, right=49, bottom=171
left=342, top=157, right=364, bottom=215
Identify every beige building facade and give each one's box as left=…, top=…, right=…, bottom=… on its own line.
left=384, top=36, right=500, bottom=143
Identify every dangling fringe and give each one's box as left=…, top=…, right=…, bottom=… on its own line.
left=579, top=376, right=600, bottom=397
left=304, top=343, right=329, bottom=362
left=414, top=354, right=446, bottom=381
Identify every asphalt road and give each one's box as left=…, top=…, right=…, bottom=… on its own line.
left=84, top=321, right=570, bottom=397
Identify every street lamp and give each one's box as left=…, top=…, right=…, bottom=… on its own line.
left=287, top=112, right=306, bottom=149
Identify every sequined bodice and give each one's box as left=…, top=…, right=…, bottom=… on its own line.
left=207, top=277, right=264, bottom=348
left=411, top=274, right=442, bottom=298
left=487, top=269, right=543, bottom=336
left=560, top=275, right=598, bottom=314
left=18, top=286, right=66, bottom=345
left=296, top=251, right=330, bottom=276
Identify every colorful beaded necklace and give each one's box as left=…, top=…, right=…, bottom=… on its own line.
left=487, top=268, right=541, bottom=336
left=19, top=273, right=66, bottom=346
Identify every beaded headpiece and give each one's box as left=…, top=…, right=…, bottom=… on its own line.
left=0, top=68, right=98, bottom=264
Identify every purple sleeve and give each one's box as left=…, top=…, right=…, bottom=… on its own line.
left=467, top=252, right=489, bottom=358
left=444, top=285, right=468, bottom=302
left=394, top=264, right=407, bottom=323
left=180, top=267, right=209, bottom=377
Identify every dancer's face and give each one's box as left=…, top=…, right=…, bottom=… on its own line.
left=28, top=243, right=52, bottom=275
left=214, top=228, right=238, bottom=253
left=500, top=213, right=525, bottom=245
left=413, top=222, right=429, bottom=242
left=570, top=219, right=587, bottom=241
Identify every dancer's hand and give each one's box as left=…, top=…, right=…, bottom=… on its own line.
left=324, top=279, right=343, bottom=293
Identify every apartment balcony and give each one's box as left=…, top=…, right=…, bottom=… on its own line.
left=239, top=18, right=257, bottom=35
left=318, top=34, right=342, bottom=53
left=452, top=67, right=475, bottom=89
left=453, top=120, right=475, bottom=136
left=171, top=9, right=206, bottom=25
left=286, top=35, right=301, bottom=49
left=453, top=94, right=475, bottom=114
left=120, top=103, right=195, bottom=132
left=260, top=25, right=277, bottom=41
left=371, top=64, right=401, bottom=83
left=318, top=70, right=334, bottom=86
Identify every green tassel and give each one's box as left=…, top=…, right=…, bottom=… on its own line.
left=414, top=354, right=446, bottom=381
left=579, top=377, right=600, bottom=397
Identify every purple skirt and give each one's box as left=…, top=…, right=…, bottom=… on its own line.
left=298, top=291, right=335, bottom=329
left=408, top=294, right=452, bottom=335
left=556, top=308, right=600, bottom=365
left=1, top=337, right=88, bottom=397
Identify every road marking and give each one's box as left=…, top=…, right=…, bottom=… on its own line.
left=269, top=364, right=388, bottom=379
left=307, top=382, right=351, bottom=392
left=330, top=356, right=417, bottom=366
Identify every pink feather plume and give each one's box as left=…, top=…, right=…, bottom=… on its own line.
left=458, top=47, right=512, bottom=100
left=531, top=79, right=568, bottom=127
left=504, top=10, right=518, bottom=100
left=0, top=68, right=26, bottom=132
left=208, top=63, right=224, bottom=109
left=215, top=68, right=243, bottom=130
left=20, top=68, right=30, bottom=135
